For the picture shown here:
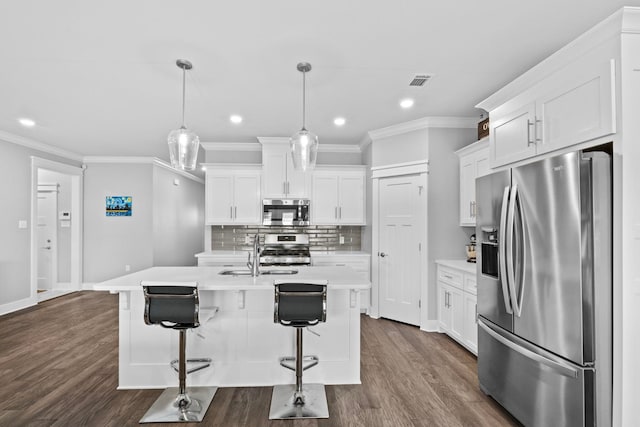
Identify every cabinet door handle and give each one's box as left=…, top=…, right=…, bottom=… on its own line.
left=535, top=119, right=542, bottom=143
left=287, top=181, right=290, bottom=194
left=234, top=206, right=237, bottom=219
left=527, top=119, right=535, bottom=146
left=472, top=201, right=476, bottom=217
left=339, top=206, right=342, bottom=219
left=470, top=201, right=473, bottom=217
left=230, top=206, right=233, bottom=219
left=445, top=291, right=449, bottom=308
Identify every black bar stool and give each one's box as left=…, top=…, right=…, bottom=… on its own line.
left=139, top=281, right=217, bottom=423
left=269, top=280, right=329, bottom=420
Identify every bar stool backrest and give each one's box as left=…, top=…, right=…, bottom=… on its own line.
left=141, top=281, right=200, bottom=329
left=274, top=281, right=327, bottom=327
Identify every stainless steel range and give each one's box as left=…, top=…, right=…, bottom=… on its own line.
left=259, top=234, right=311, bottom=266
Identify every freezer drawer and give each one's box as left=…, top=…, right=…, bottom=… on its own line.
left=478, top=320, right=595, bottom=427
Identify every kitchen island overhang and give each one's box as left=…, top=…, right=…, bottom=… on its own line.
left=94, top=266, right=370, bottom=389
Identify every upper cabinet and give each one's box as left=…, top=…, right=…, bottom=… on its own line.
left=481, top=49, right=616, bottom=168
left=312, top=166, right=366, bottom=225
left=260, top=138, right=309, bottom=198
left=204, top=164, right=262, bottom=225
left=456, top=138, right=490, bottom=227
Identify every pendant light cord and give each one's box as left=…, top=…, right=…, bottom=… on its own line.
left=181, top=66, right=187, bottom=128
left=302, top=70, right=306, bottom=130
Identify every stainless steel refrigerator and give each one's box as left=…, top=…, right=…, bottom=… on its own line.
left=476, top=150, right=612, bottom=427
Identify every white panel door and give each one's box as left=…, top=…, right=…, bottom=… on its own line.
left=285, top=154, right=308, bottom=198
left=262, top=150, right=287, bottom=198
left=37, top=190, right=57, bottom=291
left=378, top=174, right=421, bottom=326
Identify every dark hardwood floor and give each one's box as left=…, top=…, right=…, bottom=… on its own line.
left=0, top=292, right=519, bottom=426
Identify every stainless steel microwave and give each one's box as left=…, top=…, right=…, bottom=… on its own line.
left=262, top=199, right=310, bottom=226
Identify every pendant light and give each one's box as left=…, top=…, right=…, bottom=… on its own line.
left=290, top=62, right=318, bottom=171
left=167, top=59, right=200, bottom=171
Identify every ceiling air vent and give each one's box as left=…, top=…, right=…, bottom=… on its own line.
left=409, top=74, right=433, bottom=87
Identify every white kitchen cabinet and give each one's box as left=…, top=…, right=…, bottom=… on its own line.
left=489, top=57, right=615, bottom=168
left=312, top=253, right=371, bottom=311
left=311, top=166, right=366, bottom=225
left=436, top=261, right=477, bottom=355
left=456, top=138, right=490, bottom=226
left=204, top=165, right=261, bottom=225
left=261, top=139, right=309, bottom=198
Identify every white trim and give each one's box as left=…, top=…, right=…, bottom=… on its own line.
left=0, top=296, right=37, bottom=316
left=257, top=136, right=288, bottom=145
left=621, top=7, right=640, bottom=34
left=83, top=156, right=204, bottom=184
left=82, top=282, right=98, bottom=291
left=201, top=142, right=262, bottom=152
left=31, top=157, right=84, bottom=304
left=0, top=130, right=84, bottom=162
left=359, top=134, right=372, bottom=150
left=420, top=320, right=440, bottom=333
left=314, top=164, right=366, bottom=172
left=371, top=160, right=429, bottom=178
left=201, top=163, right=262, bottom=171
left=369, top=116, right=477, bottom=140
left=319, top=144, right=361, bottom=153
left=454, top=137, right=490, bottom=157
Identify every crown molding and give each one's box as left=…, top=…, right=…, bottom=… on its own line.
left=257, top=136, right=289, bottom=145
left=83, top=156, right=204, bottom=184
left=621, top=6, right=640, bottom=34
left=0, top=130, right=83, bottom=162
left=368, top=116, right=477, bottom=141
left=319, top=144, right=361, bottom=153
left=359, top=134, right=372, bottom=150
left=201, top=142, right=262, bottom=152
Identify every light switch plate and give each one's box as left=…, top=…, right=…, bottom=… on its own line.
left=18, top=220, right=27, bottom=229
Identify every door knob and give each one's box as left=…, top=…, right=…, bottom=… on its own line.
left=379, top=252, right=387, bottom=257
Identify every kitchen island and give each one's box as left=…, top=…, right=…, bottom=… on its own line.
left=94, top=265, right=370, bottom=389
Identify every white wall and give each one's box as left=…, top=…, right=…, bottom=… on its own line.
left=152, top=165, right=205, bottom=266
left=83, top=161, right=205, bottom=283
left=0, top=139, right=82, bottom=311
left=371, top=128, right=429, bottom=167
left=361, top=142, right=373, bottom=255
left=83, top=163, right=154, bottom=282
left=426, top=127, right=475, bottom=316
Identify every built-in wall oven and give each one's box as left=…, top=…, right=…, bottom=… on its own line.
left=262, top=199, right=310, bottom=226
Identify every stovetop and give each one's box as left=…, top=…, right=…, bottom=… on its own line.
left=259, top=233, right=311, bottom=266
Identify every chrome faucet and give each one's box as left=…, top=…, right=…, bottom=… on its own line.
left=247, top=233, right=261, bottom=277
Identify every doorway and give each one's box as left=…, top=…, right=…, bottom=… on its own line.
left=37, top=184, right=58, bottom=294
left=31, top=158, right=84, bottom=303
left=371, top=163, right=428, bottom=327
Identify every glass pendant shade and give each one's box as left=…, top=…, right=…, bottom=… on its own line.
left=290, top=128, right=318, bottom=171
left=167, top=59, right=199, bottom=171
left=168, top=126, right=200, bottom=171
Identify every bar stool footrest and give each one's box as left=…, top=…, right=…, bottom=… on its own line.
left=139, top=386, right=217, bottom=423
left=171, top=358, right=212, bottom=375
left=279, top=355, right=318, bottom=372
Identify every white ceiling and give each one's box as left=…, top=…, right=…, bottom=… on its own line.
left=2, top=1, right=639, bottom=163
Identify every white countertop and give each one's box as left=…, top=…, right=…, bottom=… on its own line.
left=435, top=259, right=477, bottom=275
left=94, top=265, right=371, bottom=292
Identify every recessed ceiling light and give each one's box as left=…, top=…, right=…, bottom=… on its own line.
left=334, top=117, right=346, bottom=126
left=18, top=118, right=36, bottom=127
left=400, top=98, right=414, bottom=109
left=230, top=115, right=243, bottom=124
left=201, top=166, right=207, bottom=171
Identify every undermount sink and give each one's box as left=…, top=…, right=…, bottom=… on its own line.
left=218, top=269, right=298, bottom=276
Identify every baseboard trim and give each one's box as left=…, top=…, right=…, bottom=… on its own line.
left=0, top=296, right=37, bottom=316
left=420, top=320, right=440, bottom=332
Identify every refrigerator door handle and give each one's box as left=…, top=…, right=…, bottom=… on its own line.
left=514, top=187, right=526, bottom=317
left=507, top=184, right=523, bottom=317
left=499, top=186, right=513, bottom=314
left=478, top=319, right=579, bottom=378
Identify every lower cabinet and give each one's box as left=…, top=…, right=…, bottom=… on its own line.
left=436, top=262, right=477, bottom=355
left=196, top=253, right=248, bottom=267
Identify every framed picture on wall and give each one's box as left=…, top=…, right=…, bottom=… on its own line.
left=106, top=196, right=132, bottom=217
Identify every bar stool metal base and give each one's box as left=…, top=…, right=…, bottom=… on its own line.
left=139, top=386, right=217, bottom=423
left=269, top=383, right=329, bottom=420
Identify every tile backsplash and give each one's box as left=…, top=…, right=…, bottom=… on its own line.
left=210, top=225, right=362, bottom=252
